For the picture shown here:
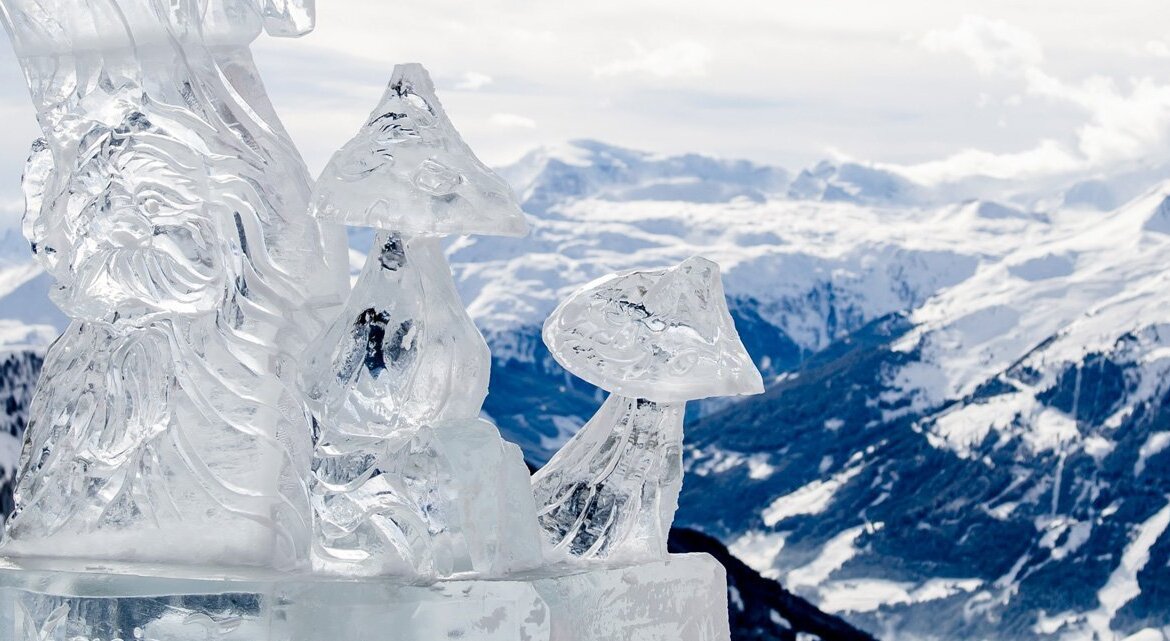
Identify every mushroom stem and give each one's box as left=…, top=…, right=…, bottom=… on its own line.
left=531, top=393, right=685, bottom=561
left=301, top=228, right=489, bottom=432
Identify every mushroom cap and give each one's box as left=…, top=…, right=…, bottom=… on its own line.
left=542, top=257, right=765, bottom=403
left=311, top=63, right=529, bottom=238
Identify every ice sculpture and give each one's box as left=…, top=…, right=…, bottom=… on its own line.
left=0, top=0, right=349, bottom=568
left=0, top=3, right=746, bottom=639
left=299, top=63, right=540, bottom=576
left=534, top=257, right=764, bottom=561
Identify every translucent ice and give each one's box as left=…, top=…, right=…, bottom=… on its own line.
left=311, top=63, right=529, bottom=237
left=2, top=0, right=270, bottom=53
left=534, top=257, right=762, bottom=561
left=0, top=0, right=349, bottom=569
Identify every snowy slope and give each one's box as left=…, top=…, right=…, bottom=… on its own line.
left=787, top=160, right=926, bottom=206
left=897, top=188, right=1170, bottom=418
left=677, top=186, right=1170, bottom=640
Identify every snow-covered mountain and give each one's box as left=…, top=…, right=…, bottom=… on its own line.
left=786, top=160, right=926, bottom=206
left=679, top=189, right=1170, bottom=640
left=499, top=139, right=789, bottom=214
left=3, top=139, right=1170, bottom=639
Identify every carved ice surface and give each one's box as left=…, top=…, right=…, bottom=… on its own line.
left=534, top=257, right=763, bottom=562
left=0, top=0, right=349, bottom=568
left=543, top=256, right=764, bottom=403
left=311, top=63, right=529, bottom=237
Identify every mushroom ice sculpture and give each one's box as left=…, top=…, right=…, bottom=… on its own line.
left=533, top=257, right=764, bottom=562
left=298, top=63, right=542, bottom=577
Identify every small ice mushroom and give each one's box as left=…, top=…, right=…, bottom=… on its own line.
left=532, top=257, right=763, bottom=562
left=298, top=63, right=537, bottom=577
left=543, top=256, right=763, bottom=402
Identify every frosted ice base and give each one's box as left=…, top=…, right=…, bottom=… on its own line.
left=0, top=553, right=729, bottom=640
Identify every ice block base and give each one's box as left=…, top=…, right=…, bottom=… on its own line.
left=0, top=553, right=729, bottom=640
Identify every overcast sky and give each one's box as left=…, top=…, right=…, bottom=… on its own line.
left=2, top=0, right=1170, bottom=223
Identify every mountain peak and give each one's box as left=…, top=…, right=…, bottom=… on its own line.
left=788, top=159, right=925, bottom=206
left=498, top=140, right=788, bottom=213
left=1142, top=193, right=1170, bottom=234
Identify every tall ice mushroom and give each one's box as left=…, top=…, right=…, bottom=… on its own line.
left=298, top=63, right=541, bottom=577
left=533, top=256, right=764, bottom=562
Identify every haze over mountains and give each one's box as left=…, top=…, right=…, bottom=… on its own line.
left=2, top=139, right=1170, bottom=640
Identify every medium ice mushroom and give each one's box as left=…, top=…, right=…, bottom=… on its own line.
left=300, top=61, right=528, bottom=458
left=533, top=257, right=763, bottom=561
left=299, top=232, right=543, bottom=577
left=299, top=63, right=539, bottom=577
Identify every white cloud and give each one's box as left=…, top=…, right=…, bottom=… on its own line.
left=921, top=15, right=1042, bottom=76
left=0, top=197, right=22, bottom=230
left=896, top=15, right=1170, bottom=185
left=489, top=113, right=537, bottom=129
left=1144, top=39, right=1170, bottom=58
left=205, top=2, right=1170, bottom=176
left=1034, top=74, right=1170, bottom=165
left=593, top=41, right=712, bottom=80
left=894, top=139, right=1081, bottom=184
left=455, top=71, right=493, bottom=91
